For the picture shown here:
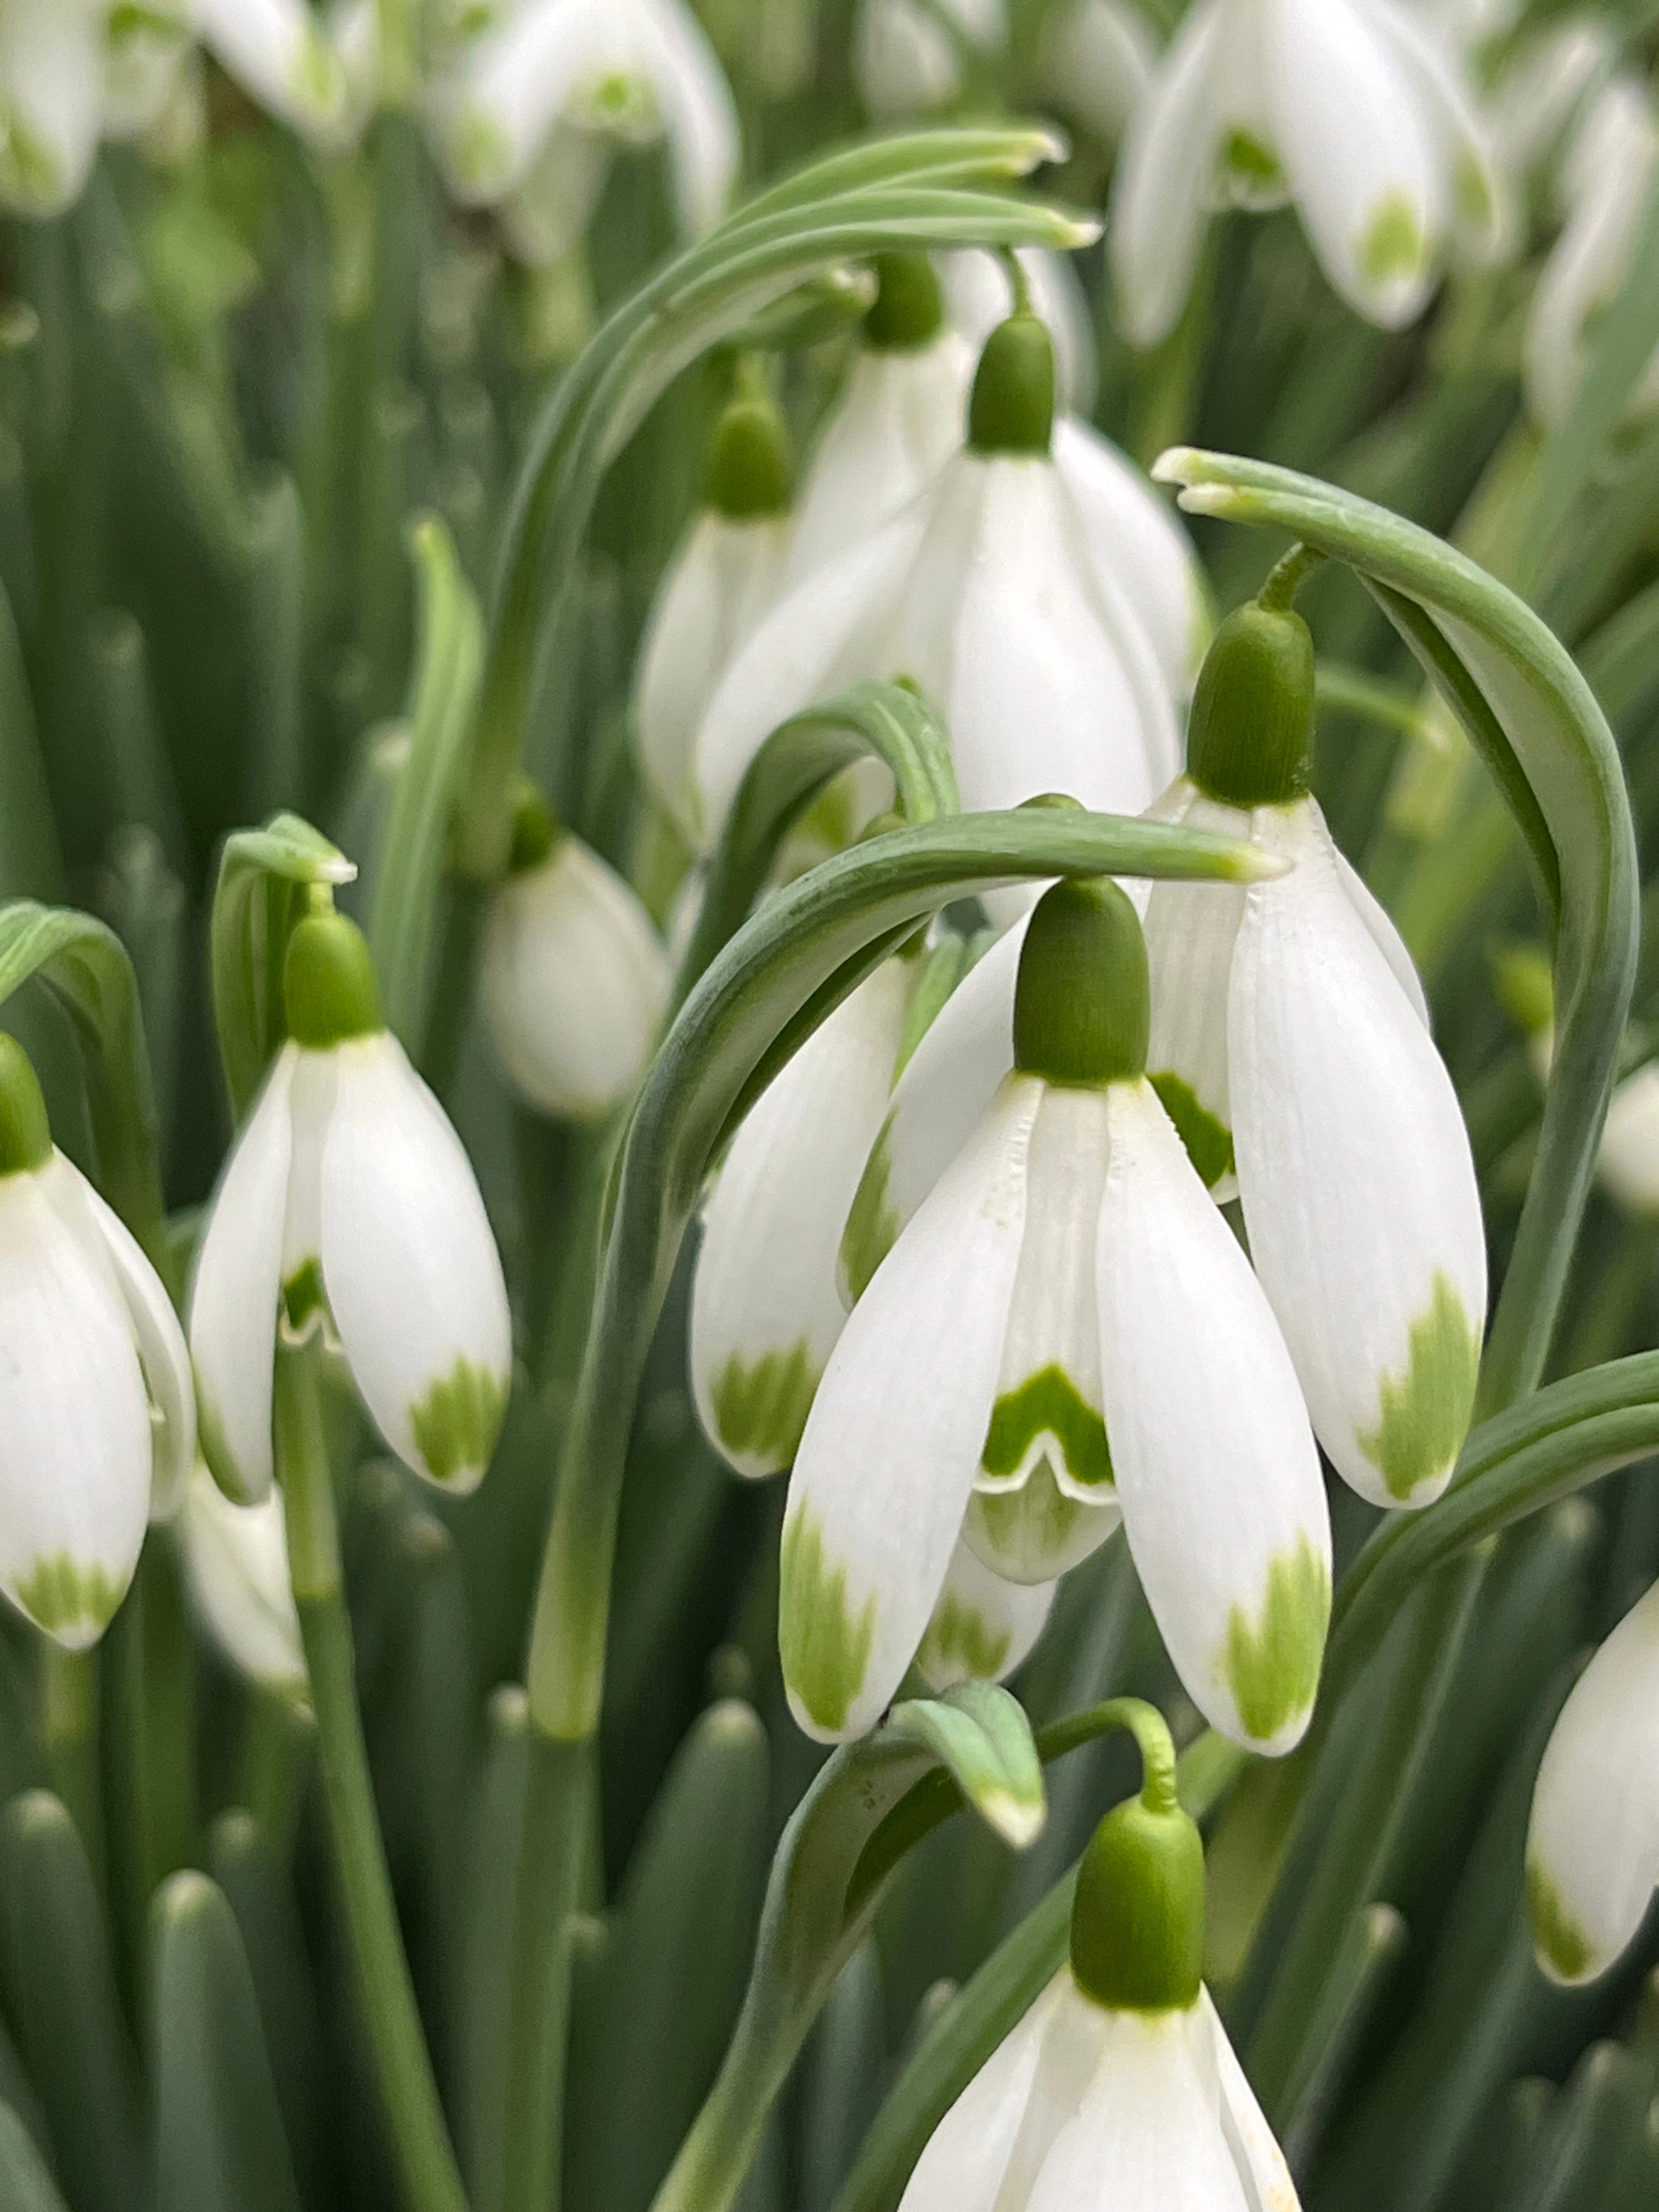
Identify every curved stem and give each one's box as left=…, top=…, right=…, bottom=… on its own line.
left=1257, top=542, right=1325, bottom=614
left=277, top=1341, right=468, bottom=2212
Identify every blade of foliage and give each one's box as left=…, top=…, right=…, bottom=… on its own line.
left=0, top=2105, right=70, bottom=2212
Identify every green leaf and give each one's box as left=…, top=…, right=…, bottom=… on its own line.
left=674, top=680, right=961, bottom=1008
left=0, top=898, right=171, bottom=1282
left=150, top=1871, right=304, bottom=2212
left=0, top=578, right=63, bottom=902
left=1156, top=448, right=1640, bottom=1415
left=0, top=2104, right=70, bottom=2212
left=208, top=812, right=355, bottom=1121
left=882, top=1683, right=1047, bottom=1857
left=0, top=1792, right=144, bottom=2212
left=369, top=516, right=484, bottom=1053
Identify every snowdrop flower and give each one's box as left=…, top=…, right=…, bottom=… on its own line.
left=0, top=0, right=105, bottom=217
left=190, top=907, right=512, bottom=1504
left=939, top=246, right=1099, bottom=418
left=102, top=0, right=370, bottom=150
left=785, top=253, right=976, bottom=584
left=639, top=390, right=794, bottom=839
left=1526, top=1578, right=1659, bottom=1986
left=480, top=789, right=670, bottom=1122
left=692, top=954, right=917, bottom=1479
left=1036, top=0, right=1158, bottom=148
left=1597, top=1060, right=1659, bottom=1218
left=901, top=1703, right=1301, bottom=2211
left=854, top=0, right=1004, bottom=118
left=1483, top=17, right=1613, bottom=184
left=1524, top=77, right=1659, bottom=433
left=1110, top=0, right=1504, bottom=347
left=1137, top=590, right=1487, bottom=1509
left=180, top=1462, right=306, bottom=1699
left=0, top=1033, right=194, bottom=1646
left=781, top=877, right=1330, bottom=1751
left=694, top=313, right=1182, bottom=861
left=913, top=1538, right=1055, bottom=1695
left=429, top=0, right=739, bottom=260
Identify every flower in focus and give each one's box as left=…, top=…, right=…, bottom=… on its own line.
left=1138, top=594, right=1487, bottom=1509
left=854, top=0, right=1005, bottom=117
left=781, top=878, right=1330, bottom=1751
left=913, top=1536, right=1055, bottom=1695
left=900, top=1707, right=1301, bottom=2211
left=481, top=788, right=671, bottom=1122
left=693, top=312, right=1187, bottom=862
left=1110, top=0, right=1504, bottom=347
left=190, top=908, right=512, bottom=1503
left=639, top=386, right=794, bottom=839
left=428, top=0, right=740, bottom=262
left=1523, top=75, right=1659, bottom=432
left=180, top=1460, right=307, bottom=1699
left=1526, top=1577, right=1659, bottom=1987
left=0, top=1031, right=195, bottom=1646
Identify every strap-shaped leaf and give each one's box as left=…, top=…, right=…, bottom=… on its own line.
left=208, top=813, right=355, bottom=1121
left=369, top=517, right=484, bottom=1053
left=674, top=680, right=961, bottom=1006
left=0, top=899, right=169, bottom=1280
left=1155, top=448, right=1640, bottom=1413
left=0, top=2105, right=70, bottom=2212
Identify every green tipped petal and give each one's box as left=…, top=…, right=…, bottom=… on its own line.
left=1150, top=1071, right=1234, bottom=1190
left=14, top=1556, right=123, bottom=1643
left=1357, top=1273, right=1481, bottom=1504
left=1527, top=1859, right=1594, bottom=1984
left=918, top=1596, right=1010, bottom=1683
left=780, top=1505, right=876, bottom=1736
left=982, top=1366, right=1111, bottom=1489
left=1361, top=193, right=1426, bottom=286
left=408, top=1356, right=510, bottom=1487
left=1222, top=1533, right=1330, bottom=1747
left=709, top=1341, right=820, bottom=1471
left=839, top=1120, right=901, bottom=1305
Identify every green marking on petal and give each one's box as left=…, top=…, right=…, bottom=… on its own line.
left=919, top=1596, right=1011, bottom=1683
left=1527, top=1858, right=1594, bottom=1982
left=408, top=1356, right=510, bottom=1486
left=14, top=1556, right=123, bottom=1641
left=1221, top=128, right=1283, bottom=196
left=982, top=1366, right=1111, bottom=1489
left=839, top=1120, right=901, bottom=1306
left=779, top=1504, right=876, bottom=1735
left=709, top=1340, right=819, bottom=1471
left=453, top=110, right=512, bottom=194
left=1223, top=1533, right=1330, bottom=1746
left=1361, top=193, right=1426, bottom=286
left=1150, top=1073, right=1235, bottom=1190
left=282, top=1256, right=326, bottom=1336
left=1357, top=1272, right=1481, bottom=1503
left=0, top=114, right=63, bottom=213
left=1454, top=150, right=1494, bottom=235
left=966, top=1463, right=1115, bottom=1583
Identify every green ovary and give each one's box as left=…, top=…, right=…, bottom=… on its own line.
left=839, top=1121, right=901, bottom=1305
left=779, top=1506, right=876, bottom=1734
left=409, top=1357, right=510, bottom=1486
left=1361, top=193, right=1426, bottom=286
left=1223, top=1534, right=1330, bottom=1745
left=15, top=1556, right=123, bottom=1641
left=1357, top=1273, right=1481, bottom=1502
left=709, top=1339, right=819, bottom=1471
left=919, top=1596, right=1009, bottom=1684
left=982, top=1367, right=1111, bottom=1489
left=1150, top=1073, right=1235, bottom=1190
left=1526, top=1859, right=1594, bottom=1982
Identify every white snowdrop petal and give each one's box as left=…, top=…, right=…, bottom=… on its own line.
left=103, top=1, right=192, bottom=140
left=630, top=0, right=740, bottom=235
left=963, top=1470, right=1120, bottom=1587
left=839, top=917, right=1026, bottom=1304
left=637, top=511, right=792, bottom=835
left=1109, top=0, right=1228, bottom=348
left=914, top=1538, right=1055, bottom=1692
left=1333, top=845, right=1431, bottom=1029
left=481, top=837, right=670, bottom=1122
left=1263, top=0, right=1441, bottom=329
left=499, top=123, right=614, bottom=266
left=898, top=1973, right=1073, bottom=2212
left=1054, top=416, right=1211, bottom=696
left=855, top=0, right=1003, bottom=116
left=1526, top=1581, right=1659, bottom=1986
left=182, top=1463, right=306, bottom=1695
left=1198, top=1989, right=1303, bottom=2212
left=431, top=0, right=602, bottom=200
left=0, top=1169, right=153, bottom=1646
left=1037, top=0, right=1157, bottom=146
left=1230, top=800, right=1486, bottom=1510
left=191, top=0, right=351, bottom=141
left=1367, top=0, right=1507, bottom=265
left=1143, top=790, right=1252, bottom=1197
left=780, top=1076, right=1039, bottom=1742
left=1598, top=1063, right=1659, bottom=1218
left=1098, top=1081, right=1330, bottom=1755
left=0, top=0, right=105, bottom=217
left=692, top=960, right=913, bottom=1478
left=188, top=1048, right=297, bottom=1506
left=320, top=1035, right=512, bottom=1492
left=58, top=1163, right=196, bottom=1522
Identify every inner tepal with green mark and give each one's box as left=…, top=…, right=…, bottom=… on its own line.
left=981, top=1364, right=1113, bottom=1489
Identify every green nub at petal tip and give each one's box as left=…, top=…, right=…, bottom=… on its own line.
left=707, top=394, right=791, bottom=520
left=1187, top=603, right=1315, bottom=810
left=1015, top=878, right=1149, bottom=1088
left=865, top=250, right=944, bottom=351
left=921, top=1595, right=1009, bottom=1682
left=409, top=1356, right=510, bottom=1486
left=15, top=1555, right=122, bottom=1642
left=283, top=911, right=383, bottom=1049
left=779, top=1504, right=875, bottom=1735
left=1358, top=1272, right=1481, bottom=1503
left=710, top=1339, right=820, bottom=1471
left=1150, top=1073, right=1235, bottom=1189
left=1070, top=1790, right=1205, bottom=2013
left=0, top=1032, right=50, bottom=1177
left=983, top=1367, right=1112, bottom=1489
left=1223, top=1533, right=1330, bottom=1747
left=509, top=784, right=561, bottom=875
left=1527, top=1859, right=1595, bottom=1983
left=968, top=313, right=1055, bottom=457
left=1362, top=192, right=1426, bottom=285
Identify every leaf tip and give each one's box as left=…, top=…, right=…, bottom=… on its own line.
left=978, top=1785, right=1046, bottom=1851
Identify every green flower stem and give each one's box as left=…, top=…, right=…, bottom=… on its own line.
left=276, top=1341, right=467, bottom=2212
left=503, top=808, right=1270, bottom=2212
left=40, top=1641, right=103, bottom=1893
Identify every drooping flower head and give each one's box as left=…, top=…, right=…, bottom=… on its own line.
left=190, top=904, right=513, bottom=1504
left=854, top=0, right=1005, bottom=118
left=180, top=1459, right=307, bottom=1700
left=0, top=1032, right=195, bottom=1645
